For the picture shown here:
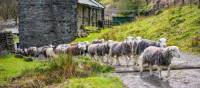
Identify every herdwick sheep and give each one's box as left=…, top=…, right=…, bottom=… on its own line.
left=96, top=42, right=111, bottom=63
left=55, top=44, right=70, bottom=54
left=87, top=40, right=110, bottom=62
left=92, top=39, right=105, bottom=44
left=133, top=38, right=167, bottom=65
left=78, top=42, right=88, bottom=55
left=136, top=38, right=167, bottom=55
left=138, top=46, right=181, bottom=79
left=36, top=45, right=57, bottom=59
left=88, top=43, right=99, bottom=61
left=45, top=45, right=57, bottom=58
left=66, top=43, right=86, bottom=56
left=109, top=40, right=132, bottom=66
left=27, top=47, right=37, bottom=57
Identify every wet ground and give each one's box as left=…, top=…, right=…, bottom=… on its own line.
left=112, top=53, right=200, bottom=88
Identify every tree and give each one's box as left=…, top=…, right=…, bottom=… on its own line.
left=182, top=0, right=185, bottom=5
left=116, top=0, right=146, bottom=16
left=0, top=0, right=17, bottom=21
left=199, top=0, right=200, bottom=8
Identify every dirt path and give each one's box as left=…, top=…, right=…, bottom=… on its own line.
left=113, top=53, right=200, bottom=88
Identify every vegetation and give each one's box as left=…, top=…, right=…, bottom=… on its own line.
left=99, top=5, right=200, bottom=54
left=0, top=0, right=17, bottom=21
left=0, top=54, right=41, bottom=85
left=65, top=76, right=123, bottom=88
left=1, top=54, right=115, bottom=87
left=74, top=29, right=110, bottom=42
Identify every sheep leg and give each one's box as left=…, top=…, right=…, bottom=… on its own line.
left=149, top=65, right=153, bottom=76
left=125, top=56, right=130, bottom=67
left=105, top=54, right=110, bottom=65
left=139, top=63, right=144, bottom=76
left=166, top=64, right=171, bottom=78
left=116, top=56, right=121, bottom=66
left=138, top=56, right=143, bottom=76
left=109, top=56, right=114, bottom=65
left=100, top=56, right=104, bottom=63
left=157, top=66, right=162, bottom=79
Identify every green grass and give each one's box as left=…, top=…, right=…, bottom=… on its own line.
left=99, top=0, right=113, bottom=5
left=65, top=76, right=123, bottom=88
left=3, top=54, right=115, bottom=87
left=0, top=54, right=41, bottom=85
left=74, top=29, right=110, bottom=42
left=99, top=5, right=200, bottom=54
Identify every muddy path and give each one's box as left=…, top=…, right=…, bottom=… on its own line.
left=112, top=53, right=200, bottom=88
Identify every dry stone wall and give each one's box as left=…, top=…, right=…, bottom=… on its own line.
left=18, top=0, right=77, bottom=48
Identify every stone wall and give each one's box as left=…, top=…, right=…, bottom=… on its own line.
left=0, top=32, right=15, bottom=53
left=18, top=0, right=77, bottom=48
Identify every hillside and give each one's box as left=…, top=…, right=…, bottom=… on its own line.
left=99, top=5, right=200, bottom=54
left=75, top=6, right=200, bottom=54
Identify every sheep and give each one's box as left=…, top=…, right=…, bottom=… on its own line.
left=66, top=43, right=87, bottom=56
left=27, top=47, right=37, bottom=57
left=92, top=39, right=105, bottom=44
left=55, top=44, right=70, bottom=54
left=136, top=38, right=167, bottom=55
left=87, top=43, right=99, bottom=61
left=109, top=40, right=132, bottom=66
left=37, top=45, right=57, bottom=59
left=132, top=38, right=167, bottom=65
left=138, top=46, right=181, bottom=79
left=96, top=42, right=111, bottom=63
left=77, top=42, right=89, bottom=55
left=45, top=45, right=57, bottom=58
left=87, top=40, right=111, bottom=63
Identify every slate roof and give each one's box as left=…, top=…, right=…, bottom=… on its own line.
left=78, top=0, right=104, bottom=8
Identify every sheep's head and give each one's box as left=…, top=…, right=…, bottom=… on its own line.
left=159, top=38, right=167, bottom=47
left=166, top=46, right=181, bottom=58
left=78, top=42, right=87, bottom=50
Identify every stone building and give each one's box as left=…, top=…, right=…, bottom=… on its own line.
left=18, top=0, right=104, bottom=48
left=77, top=0, right=104, bottom=30
left=18, top=0, right=77, bottom=48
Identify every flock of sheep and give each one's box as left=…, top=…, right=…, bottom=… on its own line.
left=16, top=36, right=181, bottom=79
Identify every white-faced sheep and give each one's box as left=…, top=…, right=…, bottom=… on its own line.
left=55, top=44, right=70, bottom=54
left=109, top=39, right=132, bottom=66
left=92, top=39, right=105, bottom=44
left=36, top=45, right=57, bottom=59
left=131, top=38, right=167, bottom=65
left=27, top=47, right=38, bottom=57
left=138, top=46, right=181, bottom=79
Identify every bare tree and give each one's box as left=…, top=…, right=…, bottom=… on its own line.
left=199, top=0, right=200, bottom=8
left=182, top=0, right=185, bottom=5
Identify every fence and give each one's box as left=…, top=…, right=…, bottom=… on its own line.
left=112, top=16, right=134, bottom=26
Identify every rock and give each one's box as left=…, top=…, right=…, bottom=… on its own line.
left=24, top=57, right=33, bottom=62
left=15, top=54, right=24, bottom=58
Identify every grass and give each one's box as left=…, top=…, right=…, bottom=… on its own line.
left=65, top=76, right=123, bottom=88
left=0, top=54, right=41, bottom=85
left=99, top=5, right=200, bottom=54
left=99, top=0, right=113, bottom=5
left=74, top=28, right=110, bottom=42
left=13, top=34, right=19, bottom=43
left=3, top=54, right=115, bottom=87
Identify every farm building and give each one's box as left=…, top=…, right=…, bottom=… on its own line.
left=18, top=0, right=78, bottom=48
left=77, top=0, right=104, bottom=30
left=17, top=0, right=104, bottom=48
